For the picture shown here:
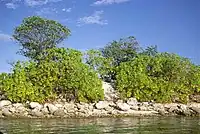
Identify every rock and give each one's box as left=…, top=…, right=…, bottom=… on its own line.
left=0, top=100, right=11, bottom=108
left=41, top=107, right=49, bottom=115
left=54, top=109, right=65, bottom=116
left=130, top=105, right=139, bottom=110
left=139, top=106, right=149, bottom=111
left=64, top=103, right=75, bottom=109
left=55, top=103, right=63, bottom=108
left=127, top=98, right=138, bottom=106
left=117, top=102, right=130, bottom=111
left=9, top=107, right=16, bottom=113
left=45, top=104, right=58, bottom=114
left=2, top=108, right=12, bottom=117
left=168, top=106, right=178, bottom=113
left=103, top=82, right=119, bottom=101
left=30, top=109, right=44, bottom=117
left=95, top=101, right=109, bottom=110
left=190, top=107, right=200, bottom=114
left=13, top=103, right=23, bottom=108
left=29, top=102, right=42, bottom=110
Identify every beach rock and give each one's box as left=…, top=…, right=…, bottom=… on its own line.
left=190, top=107, right=200, bottom=114
left=127, top=98, right=138, bottom=106
left=95, top=101, right=109, bottom=110
left=2, top=108, right=12, bottom=117
left=30, top=109, right=44, bottom=117
left=45, top=104, right=58, bottom=114
left=55, top=103, right=63, bottom=108
left=103, top=82, right=119, bottom=101
left=30, top=102, right=42, bottom=110
left=54, top=109, right=65, bottom=116
left=13, top=103, right=23, bottom=108
left=0, top=100, right=11, bottom=108
left=41, top=107, right=49, bottom=115
left=117, top=102, right=130, bottom=111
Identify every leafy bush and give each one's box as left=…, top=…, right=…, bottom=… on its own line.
left=116, top=53, right=200, bottom=103
left=0, top=61, right=52, bottom=102
left=0, top=48, right=104, bottom=103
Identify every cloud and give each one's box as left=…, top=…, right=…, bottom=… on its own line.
left=2, top=0, right=64, bottom=9
left=62, top=8, right=72, bottom=12
left=93, top=0, right=130, bottom=6
left=0, top=33, right=14, bottom=42
left=24, top=0, right=63, bottom=6
left=24, top=0, right=48, bottom=6
left=77, top=10, right=108, bottom=26
left=5, top=2, right=18, bottom=9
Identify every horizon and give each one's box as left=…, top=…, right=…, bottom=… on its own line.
left=0, top=0, right=199, bottom=73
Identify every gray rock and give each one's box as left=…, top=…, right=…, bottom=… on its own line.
left=30, top=102, right=42, bottom=109
left=64, top=103, right=75, bottom=109
left=117, top=102, right=130, bottom=111
left=41, top=107, right=49, bottom=115
left=190, top=107, right=200, bottom=114
left=54, top=109, right=65, bottom=116
left=2, top=108, right=12, bottom=117
left=130, top=105, right=139, bottom=110
left=55, top=103, right=63, bottom=108
left=95, top=101, right=109, bottom=110
left=127, top=98, right=138, bottom=106
left=45, top=103, right=58, bottom=114
left=103, top=82, right=119, bottom=101
left=0, top=100, right=12, bottom=108
left=30, top=109, right=44, bottom=117
left=139, top=106, right=149, bottom=111
left=13, top=103, right=23, bottom=108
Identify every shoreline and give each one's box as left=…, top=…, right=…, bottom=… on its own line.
left=0, top=98, right=200, bottom=119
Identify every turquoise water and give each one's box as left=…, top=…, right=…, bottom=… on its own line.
left=0, top=117, right=200, bottom=134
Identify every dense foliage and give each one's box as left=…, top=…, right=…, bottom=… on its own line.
left=0, top=48, right=103, bottom=103
left=13, top=16, right=71, bottom=60
left=116, top=53, right=200, bottom=103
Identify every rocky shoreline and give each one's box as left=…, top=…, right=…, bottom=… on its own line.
left=0, top=98, right=200, bottom=118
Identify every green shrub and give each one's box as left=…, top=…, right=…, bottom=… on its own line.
left=0, top=61, right=52, bottom=103
left=116, top=53, right=200, bottom=103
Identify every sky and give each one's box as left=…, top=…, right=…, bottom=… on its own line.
left=0, top=0, right=199, bottom=73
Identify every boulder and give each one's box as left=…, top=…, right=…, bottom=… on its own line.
left=2, top=108, right=12, bottom=117
left=0, top=100, right=11, bottom=108
left=29, top=102, right=42, bottom=110
left=127, top=98, right=138, bottom=106
left=103, top=82, right=119, bottom=101
left=41, top=107, right=49, bottom=115
left=54, top=109, right=65, bottom=116
left=13, top=103, right=23, bottom=108
left=45, top=104, right=58, bottom=114
left=30, top=109, right=44, bottom=117
left=95, top=101, right=109, bottom=110
left=117, top=102, right=130, bottom=111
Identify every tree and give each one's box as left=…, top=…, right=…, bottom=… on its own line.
left=101, top=36, right=140, bottom=66
left=141, top=45, right=158, bottom=56
left=13, top=16, right=71, bottom=60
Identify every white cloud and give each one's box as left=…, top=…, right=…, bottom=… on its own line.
left=62, top=8, right=72, bottom=12
left=0, top=33, right=14, bottom=42
left=24, top=0, right=48, bottom=6
left=24, top=0, right=63, bottom=6
left=2, top=0, right=64, bottom=9
left=93, top=0, right=130, bottom=6
left=5, top=3, right=18, bottom=9
left=77, top=10, right=108, bottom=26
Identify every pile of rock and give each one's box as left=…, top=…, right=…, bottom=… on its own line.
left=0, top=98, right=200, bottom=118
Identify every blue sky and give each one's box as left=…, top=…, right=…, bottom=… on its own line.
left=0, top=0, right=199, bottom=72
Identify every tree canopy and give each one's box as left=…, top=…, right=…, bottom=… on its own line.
left=13, top=16, right=71, bottom=60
